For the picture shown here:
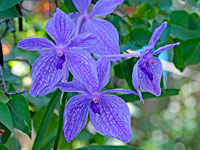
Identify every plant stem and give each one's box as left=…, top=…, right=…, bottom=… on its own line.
left=53, top=92, right=68, bottom=150
left=32, top=90, right=61, bottom=150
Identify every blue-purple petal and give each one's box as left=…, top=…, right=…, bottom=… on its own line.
left=152, top=42, right=180, bottom=55
left=89, top=95, right=132, bottom=143
left=132, top=62, right=144, bottom=103
left=72, top=0, right=91, bottom=15
left=148, top=22, right=168, bottom=49
left=81, top=18, right=120, bottom=62
left=67, top=33, right=96, bottom=52
left=66, top=48, right=99, bottom=89
left=29, top=52, right=63, bottom=96
left=96, top=57, right=110, bottom=90
left=102, top=88, right=138, bottom=95
left=89, top=0, right=124, bottom=17
left=63, top=94, right=91, bottom=143
left=138, top=57, right=162, bottom=96
left=57, top=80, right=89, bottom=94
left=45, top=8, right=75, bottom=45
left=17, top=37, right=55, bottom=51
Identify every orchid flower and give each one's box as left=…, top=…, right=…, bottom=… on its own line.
left=17, top=8, right=98, bottom=96
left=69, top=0, right=124, bottom=61
left=132, top=22, right=180, bottom=101
left=58, top=57, right=137, bottom=143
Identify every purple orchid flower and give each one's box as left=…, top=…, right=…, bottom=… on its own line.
left=132, top=22, right=180, bottom=102
left=69, top=0, right=124, bottom=61
left=17, top=8, right=99, bottom=97
left=58, top=57, right=138, bottom=143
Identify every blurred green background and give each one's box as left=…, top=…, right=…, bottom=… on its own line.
left=0, top=0, right=200, bottom=150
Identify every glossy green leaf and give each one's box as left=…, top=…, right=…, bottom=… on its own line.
left=0, top=0, right=22, bottom=11
left=0, top=123, right=11, bottom=144
left=76, top=146, right=142, bottom=150
left=0, top=144, right=10, bottom=150
left=0, top=6, right=21, bottom=19
left=159, top=0, right=172, bottom=10
left=32, top=90, right=62, bottom=150
left=130, top=28, right=151, bottom=46
left=7, top=95, right=31, bottom=137
left=0, top=91, right=9, bottom=103
left=171, top=24, right=200, bottom=40
left=64, top=0, right=77, bottom=13
left=0, top=102, right=13, bottom=132
left=118, top=89, right=180, bottom=102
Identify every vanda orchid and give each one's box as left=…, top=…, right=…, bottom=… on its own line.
left=17, top=8, right=99, bottom=97
left=69, top=0, right=124, bottom=61
left=58, top=57, right=138, bottom=143
left=15, top=0, right=181, bottom=146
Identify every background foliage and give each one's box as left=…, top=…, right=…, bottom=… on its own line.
left=0, top=0, right=200, bottom=150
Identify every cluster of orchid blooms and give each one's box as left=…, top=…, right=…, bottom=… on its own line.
left=17, top=0, right=180, bottom=143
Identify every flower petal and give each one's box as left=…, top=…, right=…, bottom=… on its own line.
left=29, top=52, right=63, bottom=96
left=89, top=95, right=132, bottom=143
left=138, top=57, right=162, bottom=96
left=152, top=42, right=180, bottom=55
left=72, top=0, right=91, bottom=14
left=148, top=22, right=168, bottom=49
left=66, top=48, right=99, bottom=89
left=102, top=88, right=138, bottom=95
left=45, top=8, right=75, bottom=45
left=67, top=33, right=96, bottom=52
left=57, top=80, right=89, bottom=94
left=17, top=37, right=55, bottom=51
left=89, top=0, right=124, bottom=17
left=132, top=62, right=144, bottom=103
left=64, top=94, right=91, bottom=143
left=81, top=18, right=120, bottom=62
left=96, top=57, right=110, bottom=90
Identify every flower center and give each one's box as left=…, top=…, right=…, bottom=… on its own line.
left=57, top=51, right=63, bottom=57
left=56, top=55, right=65, bottom=69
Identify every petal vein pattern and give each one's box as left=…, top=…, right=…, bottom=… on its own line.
left=138, top=57, right=162, bottom=96
left=45, top=8, right=75, bottom=45
left=81, top=18, right=120, bottom=61
left=66, top=48, right=99, bottom=89
left=89, top=95, right=131, bottom=143
left=29, top=52, right=62, bottom=96
left=63, top=94, right=91, bottom=143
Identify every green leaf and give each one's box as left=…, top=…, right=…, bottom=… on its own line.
left=171, top=24, right=200, bottom=40
left=64, top=0, right=77, bottom=13
left=159, top=0, right=172, bottom=10
left=173, top=38, right=200, bottom=71
left=0, top=144, right=10, bottom=150
left=0, top=6, right=21, bottom=19
left=76, top=146, right=142, bottom=150
left=0, top=123, right=11, bottom=144
left=32, top=90, right=62, bottom=150
left=0, top=91, right=9, bottom=103
left=118, top=89, right=180, bottom=102
left=0, top=102, right=13, bottom=132
left=0, top=0, right=22, bottom=11
left=7, top=95, right=31, bottom=137
left=130, top=28, right=151, bottom=46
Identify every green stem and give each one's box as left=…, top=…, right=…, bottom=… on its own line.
left=53, top=92, right=68, bottom=150
left=32, top=90, right=61, bottom=150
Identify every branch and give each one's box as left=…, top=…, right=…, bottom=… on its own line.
left=0, top=66, right=28, bottom=96
left=0, top=20, right=9, bottom=41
